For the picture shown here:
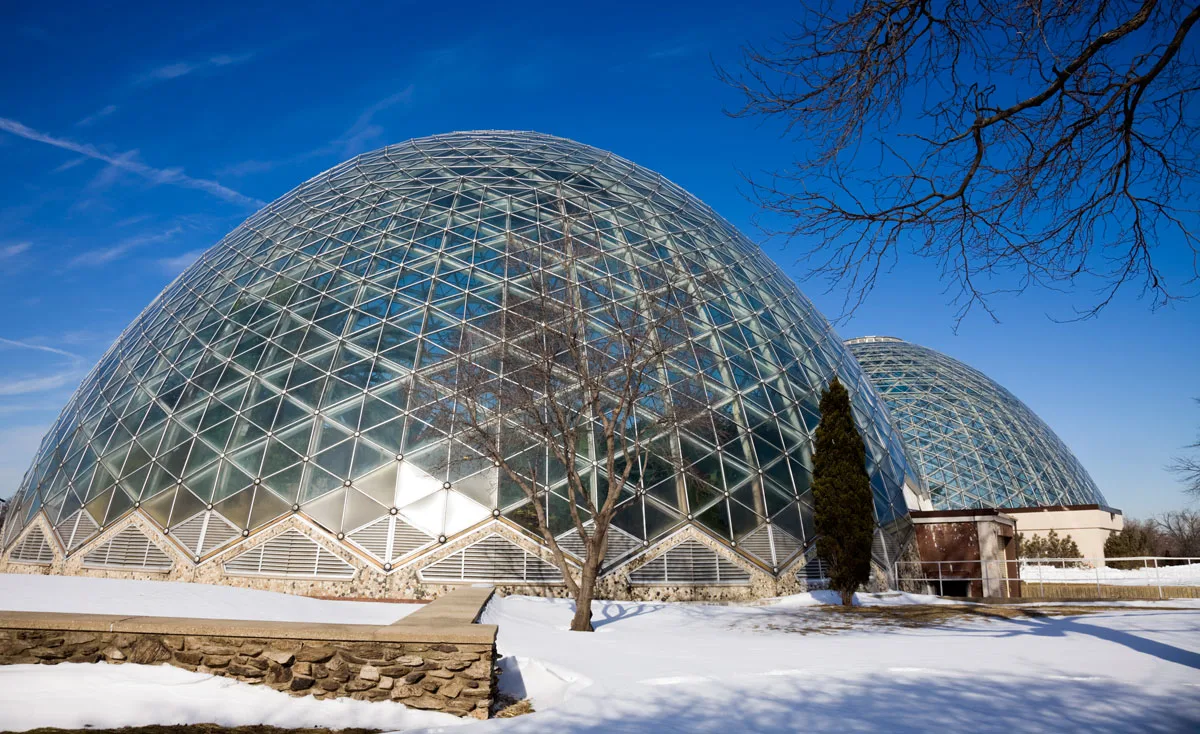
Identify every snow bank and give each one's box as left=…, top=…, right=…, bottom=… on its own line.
left=0, top=663, right=462, bottom=732
left=1020, top=561, right=1200, bottom=586
left=768, top=590, right=963, bottom=608
left=0, top=573, right=419, bottom=624
left=495, top=656, right=592, bottom=711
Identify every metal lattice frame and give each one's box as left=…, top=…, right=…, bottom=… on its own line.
left=0, top=131, right=912, bottom=577
left=846, top=336, right=1105, bottom=510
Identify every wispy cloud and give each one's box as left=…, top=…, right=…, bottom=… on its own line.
left=67, top=226, right=183, bottom=268
left=216, top=158, right=282, bottom=177
left=0, top=243, right=30, bottom=260
left=135, top=53, right=254, bottom=86
left=158, top=249, right=204, bottom=275
left=0, top=337, right=86, bottom=397
left=114, top=214, right=151, bottom=228
left=336, top=86, right=416, bottom=157
left=76, top=104, right=117, bottom=127
left=52, top=156, right=89, bottom=173
left=648, top=45, right=694, bottom=59
left=218, top=85, right=415, bottom=177
left=0, top=116, right=263, bottom=207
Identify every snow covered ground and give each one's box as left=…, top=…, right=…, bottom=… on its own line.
left=454, top=594, right=1200, bottom=733
left=0, top=663, right=461, bottom=731
left=1021, top=561, right=1200, bottom=586
left=0, top=574, right=1198, bottom=732
left=0, top=574, right=420, bottom=624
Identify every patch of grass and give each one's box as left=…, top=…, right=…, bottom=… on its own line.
left=746, top=603, right=1132, bottom=635
left=495, top=699, right=536, bottom=718
left=823, top=604, right=1106, bottom=625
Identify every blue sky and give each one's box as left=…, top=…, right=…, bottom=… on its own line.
left=0, top=0, right=1196, bottom=518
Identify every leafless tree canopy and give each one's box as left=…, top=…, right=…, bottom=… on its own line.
left=1169, top=397, right=1200, bottom=496
left=721, top=0, right=1200, bottom=323
left=425, top=200, right=709, bottom=631
left=1155, top=509, right=1200, bottom=554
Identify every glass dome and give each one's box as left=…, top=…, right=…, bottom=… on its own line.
left=845, top=336, right=1105, bottom=509
left=1, top=131, right=910, bottom=575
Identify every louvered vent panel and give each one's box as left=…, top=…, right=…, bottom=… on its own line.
left=224, top=530, right=355, bottom=579
left=392, top=517, right=435, bottom=560
left=420, top=534, right=563, bottom=584
left=349, top=518, right=391, bottom=561
left=872, top=527, right=899, bottom=568
left=199, top=515, right=240, bottom=555
left=801, top=559, right=830, bottom=581
left=771, top=527, right=802, bottom=565
left=10, top=527, right=54, bottom=565
left=57, top=510, right=100, bottom=551
left=739, top=526, right=774, bottom=565
left=83, top=527, right=173, bottom=571
left=556, top=522, right=641, bottom=568
left=171, top=512, right=241, bottom=558
left=170, top=513, right=206, bottom=555
left=796, top=546, right=830, bottom=583
left=629, top=540, right=751, bottom=585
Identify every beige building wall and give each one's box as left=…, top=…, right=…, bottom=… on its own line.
left=1008, top=506, right=1124, bottom=560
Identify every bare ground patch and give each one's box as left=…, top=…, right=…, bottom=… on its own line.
left=746, top=603, right=1139, bottom=635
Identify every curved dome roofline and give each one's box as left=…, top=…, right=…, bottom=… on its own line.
left=1, top=131, right=913, bottom=588
left=844, top=336, right=904, bottom=346
left=846, top=336, right=1105, bottom=510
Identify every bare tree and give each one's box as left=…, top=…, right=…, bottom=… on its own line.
left=0, top=498, right=9, bottom=534
left=426, top=200, right=708, bottom=632
left=1156, top=509, right=1200, bottom=555
left=1108, top=513, right=1200, bottom=558
left=1169, top=397, right=1200, bottom=496
left=720, top=0, right=1200, bottom=323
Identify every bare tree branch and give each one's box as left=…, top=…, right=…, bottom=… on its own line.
left=1169, top=397, right=1200, bottom=497
left=432, top=195, right=709, bottom=631
left=720, top=0, right=1200, bottom=325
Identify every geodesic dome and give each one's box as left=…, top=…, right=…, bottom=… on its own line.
left=1, top=131, right=911, bottom=585
left=846, top=336, right=1105, bottom=510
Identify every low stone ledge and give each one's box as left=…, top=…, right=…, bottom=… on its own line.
left=0, top=587, right=498, bottom=719
left=0, top=611, right=498, bottom=645
left=394, top=584, right=495, bottom=626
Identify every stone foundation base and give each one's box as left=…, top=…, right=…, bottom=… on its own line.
left=0, top=587, right=498, bottom=719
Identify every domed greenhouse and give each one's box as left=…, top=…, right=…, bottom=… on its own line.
left=0, top=131, right=912, bottom=598
left=845, top=336, right=1106, bottom=511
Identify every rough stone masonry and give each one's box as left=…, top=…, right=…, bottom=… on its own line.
left=0, top=586, right=499, bottom=720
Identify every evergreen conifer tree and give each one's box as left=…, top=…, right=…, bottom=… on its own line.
left=1105, top=526, right=1154, bottom=570
left=1017, top=529, right=1082, bottom=560
left=812, top=376, right=876, bottom=606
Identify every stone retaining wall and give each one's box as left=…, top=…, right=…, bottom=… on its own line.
left=0, top=587, right=498, bottom=720
left=0, top=629, right=493, bottom=717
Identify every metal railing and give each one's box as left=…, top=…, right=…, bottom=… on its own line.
left=893, top=556, right=1200, bottom=600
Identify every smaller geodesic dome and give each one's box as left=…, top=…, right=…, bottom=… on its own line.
left=846, top=336, right=1105, bottom=510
